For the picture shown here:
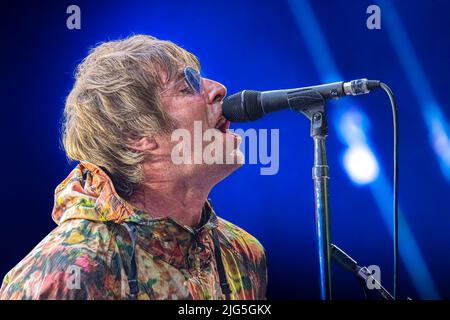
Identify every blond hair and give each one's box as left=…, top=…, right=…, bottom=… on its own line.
left=62, top=34, right=200, bottom=199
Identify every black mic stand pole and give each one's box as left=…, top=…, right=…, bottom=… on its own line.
left=331, top=244, right=394, bottom=300
left=297, top=103, right=333, bottom=300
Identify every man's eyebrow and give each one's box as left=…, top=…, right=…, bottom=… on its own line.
left=172, top=73, right=188, bottom=89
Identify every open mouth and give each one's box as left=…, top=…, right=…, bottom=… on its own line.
left=214, top=115, right=230, bottom=133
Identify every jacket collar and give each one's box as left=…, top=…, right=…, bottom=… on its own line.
left=52, top=161, right=218, bottom=270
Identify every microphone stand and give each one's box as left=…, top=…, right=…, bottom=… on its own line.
left=331, top=244, right=394, bottom=300
left=296, top=105, right=398, bottom=301
left=296, top=103, right=333, bottom=300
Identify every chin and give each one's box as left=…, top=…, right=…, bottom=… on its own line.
left=199, top=156, right=243, bottom=184
left=225, top=147, right=244, bottom=166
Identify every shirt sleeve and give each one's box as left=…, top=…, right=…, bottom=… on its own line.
left=0, top=247, right=110, bottom=300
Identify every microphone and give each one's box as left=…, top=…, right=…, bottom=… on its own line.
left=222, top=79, right=380, bottom=122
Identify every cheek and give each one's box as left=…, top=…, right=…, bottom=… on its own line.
left=208, top=103, right=221, bottom=121
left=177, top=110, right=207, bottom=134
left=165, top=98, right=207, bottom=128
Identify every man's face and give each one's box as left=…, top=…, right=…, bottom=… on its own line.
left=158, top=68, right=243, bottom=179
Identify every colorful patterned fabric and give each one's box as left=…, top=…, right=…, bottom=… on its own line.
left=0, top=162, right=267, bottom=300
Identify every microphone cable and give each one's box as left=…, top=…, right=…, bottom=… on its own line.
left=379, top=82, right=399, bottom=300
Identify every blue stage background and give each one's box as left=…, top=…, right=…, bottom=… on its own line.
left=1, top=0, right=449, bottom=299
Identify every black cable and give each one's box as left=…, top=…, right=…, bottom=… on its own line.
left=379, top=82, right=399, bottom=300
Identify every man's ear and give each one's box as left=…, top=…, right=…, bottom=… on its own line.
left=128, top=136, right=158, bottom=152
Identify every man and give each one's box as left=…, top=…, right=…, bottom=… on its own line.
left=0, top=35, right=267, bottom=299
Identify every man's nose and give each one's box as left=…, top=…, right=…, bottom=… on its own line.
left=203, top=78, right=227, bottom=104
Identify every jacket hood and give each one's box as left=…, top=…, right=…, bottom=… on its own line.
left=2, top=163, right=267, bottom=300
left=52, top=161, right=136, bottom=225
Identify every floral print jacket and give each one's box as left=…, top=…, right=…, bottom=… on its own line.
left=0, top=162, right=267, bottom=299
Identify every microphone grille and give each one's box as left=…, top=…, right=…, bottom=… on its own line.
left=222, top=90, right=261, bottom=122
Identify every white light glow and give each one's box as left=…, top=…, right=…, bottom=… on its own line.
left=343, top=145, right=379, bottom=185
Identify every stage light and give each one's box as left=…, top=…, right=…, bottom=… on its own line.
left=428, top=105, right=450, bottom=181
left=337, top=109, right=379, bottom=184
left=337, top=108, right=368, bottom=145
left=343, top=145, right=379, bottom=185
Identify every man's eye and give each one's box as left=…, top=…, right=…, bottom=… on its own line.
left=180, top=86, right=194, bottom=94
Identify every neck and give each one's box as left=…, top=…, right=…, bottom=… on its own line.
left=128, top=167, right=213, bottom=228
